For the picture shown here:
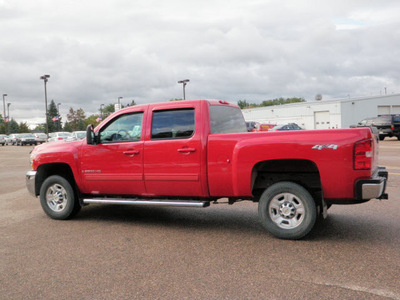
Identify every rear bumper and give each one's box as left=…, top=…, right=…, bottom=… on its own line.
left=355, top=167, right=388, bottom=200
left=26, top=170, right=37, bottom=197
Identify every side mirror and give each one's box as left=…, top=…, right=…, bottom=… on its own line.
left=86, top=124, right=95, bottom=145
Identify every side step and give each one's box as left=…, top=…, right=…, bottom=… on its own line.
left=83, top=198, right=210, bottom=208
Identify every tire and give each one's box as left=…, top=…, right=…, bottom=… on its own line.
left=258, top=182, right=317, bottom=240
left=40, top=175, right=80, bottom=220
left=379, top=135, right=385, bottom=141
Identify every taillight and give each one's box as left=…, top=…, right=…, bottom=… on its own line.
left=354, top=139, right=372, bottom=170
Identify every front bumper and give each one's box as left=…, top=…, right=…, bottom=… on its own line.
left=26, top=170, right=37, bottom=197
left=355, top=167, right=388, bottom=200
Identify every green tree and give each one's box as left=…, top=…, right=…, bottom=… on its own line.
left=0, top=114, right=4, bottom=134
left=66, top=107, right=86, bottom=131
left=102, top=104, right=115, bottom=116
left=19, top=122, right=30, bottom=133
left=85, top=115, right=102, bottom=128
left=7, top=119, right=19, bottom=133
left=48, top=100, right=62, bottom=132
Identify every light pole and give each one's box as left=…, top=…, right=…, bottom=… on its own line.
left=7, top=102, right=11, bottom=134
left=40, top=75, right=50, bottom=137
left=178, top=79, right=190, bottom=100
left=118, top=97, right=123, bottom=110
left=100, top=104, right=104, bottom=120
left=2, top=94, right=6, bottom=122
left=57, top=103, right=61, bottom=131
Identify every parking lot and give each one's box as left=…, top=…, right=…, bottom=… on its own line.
left=1, top=139, right=399, bottom=299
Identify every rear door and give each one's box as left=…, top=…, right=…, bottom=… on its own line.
left=143, top=102, right=207, bottom=197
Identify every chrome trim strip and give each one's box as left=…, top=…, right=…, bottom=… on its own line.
left=83, top=198, right=210, bottom=208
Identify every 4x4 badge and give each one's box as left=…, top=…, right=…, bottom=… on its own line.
left=312, top=144, right=338, bottom=150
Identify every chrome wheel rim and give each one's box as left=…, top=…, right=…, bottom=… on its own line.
left=269, top=192, right=305, bottom=229
left=46, top=184, right=68, bottom=212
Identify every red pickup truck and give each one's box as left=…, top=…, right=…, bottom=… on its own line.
left=26, top=100, right=389, bottom=239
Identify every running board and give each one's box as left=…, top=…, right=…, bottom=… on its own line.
left=83, top=198, right=210, bottom=208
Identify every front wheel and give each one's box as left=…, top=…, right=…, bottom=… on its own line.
left=258, top=182, right=317, bottom=240
left=40, top=175, right=80, bottom=220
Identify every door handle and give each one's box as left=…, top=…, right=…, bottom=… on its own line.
left=123, top=150, right=140, bottom=156
left=177, top=147, right=196, bottom=153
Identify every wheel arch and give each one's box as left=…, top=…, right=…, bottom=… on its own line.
left=251, top=159, right=322, bottom=204
left=35, top=163, right=77, bottom=197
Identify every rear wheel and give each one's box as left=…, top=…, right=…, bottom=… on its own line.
left=40, top=175, right=80, bottom=220
left=258, top=182, right=317, bottom=239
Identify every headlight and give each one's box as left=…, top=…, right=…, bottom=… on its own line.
left=29, top=152, right=35, bottom=169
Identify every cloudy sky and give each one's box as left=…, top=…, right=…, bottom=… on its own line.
left=1, top=0, right=400, bottom=127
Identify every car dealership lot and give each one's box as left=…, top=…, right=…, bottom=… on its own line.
left=1, top=139, right=399, bottom=299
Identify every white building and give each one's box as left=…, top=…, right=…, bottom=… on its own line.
left=241, top=94, right=400, bottom=130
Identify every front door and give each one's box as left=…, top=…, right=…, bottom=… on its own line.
left=80, top=112, right=145, bottom=195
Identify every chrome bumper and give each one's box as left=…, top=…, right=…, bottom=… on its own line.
left=356, top=167, right=388, bottom=200
left=26, top=170, right=37, bottom=197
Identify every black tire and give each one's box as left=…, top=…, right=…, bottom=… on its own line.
left=40, top=175, right=80, bottom=220
left=258, top=182, right=317, bottom=240
left=379, top=135, right=385, bottom=141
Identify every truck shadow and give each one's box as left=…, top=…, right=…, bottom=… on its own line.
left=73, top=204, right=398, bottom=243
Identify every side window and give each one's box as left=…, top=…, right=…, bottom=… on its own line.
left=99, top=112, right=143, bottom=143
left=151, top=108, right=195, bottom=139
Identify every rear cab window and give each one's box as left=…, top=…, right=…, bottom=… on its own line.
left=209, top=105, right=247, bottom=134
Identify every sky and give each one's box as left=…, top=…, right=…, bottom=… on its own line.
left=1, top=0, right=400, bottom=128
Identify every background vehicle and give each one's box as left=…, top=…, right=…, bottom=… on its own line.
left=16, top=133, right=37, bottom=146
left=34, top=133, right=47, bottom=144
left=0, top=134, right=7, bottom=146
left=254, top=123, right=276, bottom=132
left=353, top=115, right=400, bottom=140
left=47, top=132, right=72, bottom=142
left=66, top=131, right=86, bottom=141
left=269, top=123, right=303, bottom=131
left=27, top=100, right=388, bottom=240
left=8, top=134, right=20, bottom=145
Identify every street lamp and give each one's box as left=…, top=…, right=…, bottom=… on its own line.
left=57, top=103, right=61, bottom=131
left=40, top=75, right=50, bottom=138
left=118, top=97, right=123, bottom=110
left=2, top=94, right=7, bottom=122
left=100, top=104, right=104, bottom=120
left=7, top=102, right=11, bottom=134
left=7, top=103, right=11, bottom=121
left=178, top=79, right=190, bottom=100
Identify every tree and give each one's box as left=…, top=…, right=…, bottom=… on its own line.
left=66, top=107, right=86, bottom=131
left=8, top=119, right=19, bottom=133
left=19, top=122, right=30, bottom=133
left=48, top=100, right=62, bottom=132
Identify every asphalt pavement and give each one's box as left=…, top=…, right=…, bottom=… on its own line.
left=1, top=139, right=399, bottom=299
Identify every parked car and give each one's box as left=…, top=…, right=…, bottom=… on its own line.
left=8, top=134, right=20, bottom=145
left=0, top=134, right=7, bottom=146
left=34, top=133, right=48, bottom=144
left=66, top=131, right=86, bottom=141
left=4, top=135, right=13, bottom=145
left=254, top=123, right=277, bottom=132
left=16, top=133, right=37, bottom=146
left=47, top=132, right=72, bottom=142
left=246, top=121, right=258, bottom=132
left=269, top=123, right=303, bottom=131
left=353, top=115, right=400, bottom=140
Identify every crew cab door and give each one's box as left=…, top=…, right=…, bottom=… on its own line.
left=143, top=102, right=207, bottom=197
left=80, top=111, right=145, bottom=195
